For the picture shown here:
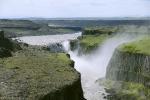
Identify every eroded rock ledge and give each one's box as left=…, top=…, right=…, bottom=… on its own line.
left=0, top=31, right=85, bottom=100
left=105, top=37, right=150, bottom=99
left=106, top=49, right=150, bottom=85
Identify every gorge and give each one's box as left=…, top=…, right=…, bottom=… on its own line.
left=16, top=30, right=148, bottom=100
left=1, top=19, right=150, bottom=100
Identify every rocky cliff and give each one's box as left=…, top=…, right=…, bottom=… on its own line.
left=0, top=47, right=85, bottom=100
left=70, top=28, right=113, bottom=54
left=0, top=31, right=85, bottom=100
left=105, top=37, right=150, bottom=99
left=106, top=37, right=150, bottom=86
left=106, top=49, right=150, bottom=86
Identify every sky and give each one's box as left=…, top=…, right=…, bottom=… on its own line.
left=0, top=0, right=150, bottom=18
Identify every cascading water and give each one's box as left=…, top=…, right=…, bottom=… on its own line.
left=63, top=33, right=140, bottom=100
left=16, top=31, right=142, bottom=100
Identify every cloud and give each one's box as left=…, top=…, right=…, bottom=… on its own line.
left=0, top=0, right=150, bottom=18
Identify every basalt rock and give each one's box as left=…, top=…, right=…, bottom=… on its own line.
left=48, top=43, right=65, bottom=53
left=106, top=49, right=150, bottom=86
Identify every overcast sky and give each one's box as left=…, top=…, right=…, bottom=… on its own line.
left=0, top=0, right=150, bottom=18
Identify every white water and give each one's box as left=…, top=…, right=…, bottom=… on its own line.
left=63, top=33, right=139, bottom=100
left=16, top=32, right=140, bottom=100
left=14, top=32, right=82, bottom=46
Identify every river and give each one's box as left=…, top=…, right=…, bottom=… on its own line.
left=15, top=32, right=139, bottom=100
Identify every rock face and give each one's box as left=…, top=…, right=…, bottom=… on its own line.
left=70, top=34, right=111, bottom=55
left=48, top=43, right=65, bottom=53
left=106, top=48, right=150, bottom=86
left=41, top=78, right=85, bottom=100
left=0, top=48, right=85, bottom=100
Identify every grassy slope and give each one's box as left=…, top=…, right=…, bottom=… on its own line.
left=80, top=34, right=110, bottom=47
left=0, top=46, right=79, bottom=99
left=78, top=34, right=111, bottom=53
left=104, top=36, right=150, bottom=99
left=101, top=80, right=150, bottom=100
left=0, top=20, right=77, bottom=37
left=118, top=37, right=150, bottom=55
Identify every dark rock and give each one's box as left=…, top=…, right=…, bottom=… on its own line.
left=70, top=60, right=75, bottom=68
left=48, top=43, right=65, bottom=53
left=106, top=48, right=150, bottom=85
left=66, top=53, right=70, bottom=58
left=70, top=39, right=79, bottom=51
left=41, top=78, right=85, bottom=100
left=103, top=96, right=107, bottom=99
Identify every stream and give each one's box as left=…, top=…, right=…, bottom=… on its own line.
left=16, top=32, right=139, bottom=100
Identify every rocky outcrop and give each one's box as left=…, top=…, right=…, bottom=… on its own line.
left=70, top=34, right=111, bottom=54
left=70, top=39, right=79, bottom=51
left=106, top=48, right=150, bottom=86
left=48, top=43, right=65, bottom=53
left=0, top=31, right=85, bottom=100
left=0, top=47, right=85, bottom=100
left=41, top=77, right=85, bottom=100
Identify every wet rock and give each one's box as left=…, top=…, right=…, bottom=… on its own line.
left=48, top=43, right=65, bottom=53
left=106, top=49, right=150, bottom=84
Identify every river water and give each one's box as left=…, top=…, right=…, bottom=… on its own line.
left=63, top=33, right=137, bottom=100
left=14, top=32, right=82, bottom=45
left=16, top=32, right=139, bottom=100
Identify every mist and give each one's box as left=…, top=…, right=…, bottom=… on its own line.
left=64, top=33, right=144, bottom=100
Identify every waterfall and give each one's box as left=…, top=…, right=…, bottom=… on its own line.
left=14, top=32, right=82, bottom=46
left=62, top=33, right=139, bottom=100
left=16, top=31, right=141, bottom=100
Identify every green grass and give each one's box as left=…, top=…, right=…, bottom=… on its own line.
left=80, top=34, right=109, bottom=46
left=119, top=37, right=150, bottom=55
left=79, top=34, right=111, bottom=53
left=0, top=47, right=79, bottom=99
left=102, top=80, right=150, bottom=100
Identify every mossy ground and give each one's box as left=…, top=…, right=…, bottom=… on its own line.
left=0, top=46, right=80, bottom=99
left=78, top=34, right=111, bottom=53
left=118, top=36, right=150, bottom=55
left=99, top=79, right=150, bottom=100
left=83, top=27, right=117, bottom=35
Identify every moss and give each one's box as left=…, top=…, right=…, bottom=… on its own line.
left=0, top=47, right=82, bottom=99
left=79, top=34, right=111, bottom=53
left=101, top=80, right=150, bottom=100
left=118, top=37, right=150, bottom=55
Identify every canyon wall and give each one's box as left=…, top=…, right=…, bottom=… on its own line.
left=106, top=48, right=150, bottom=86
